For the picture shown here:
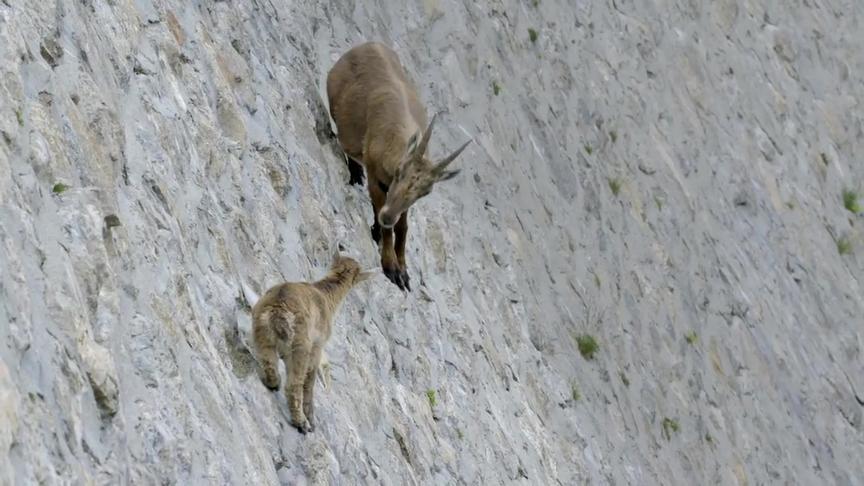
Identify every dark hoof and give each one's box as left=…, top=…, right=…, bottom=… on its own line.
left=371, top=223, right=382, bottom=244
left=293, top=419, right=313, bottom=434
left=384, top=266, right=411, bottom=291
left=261, top=374, right=280, bottom=391
left=399, top=269, right=411, bottom=291
left=349, top=172, right=365, bottom=186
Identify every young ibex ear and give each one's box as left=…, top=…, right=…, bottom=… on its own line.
left=331, top=247, right=342, bottom=264
left=356, top=270, right=377, bottom=283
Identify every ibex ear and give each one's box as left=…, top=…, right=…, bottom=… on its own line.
left=356, top=270, right=376, bottom=283
left=437, top=169, right=461, bottom=182
left=406, top=131, right=421, bottom=157
left=331, top=247, right=341, bottom=264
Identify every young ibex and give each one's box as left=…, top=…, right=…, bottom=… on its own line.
left=327, top=42, right=471, bottom=290
left=252, top=252, right=373, bottom=433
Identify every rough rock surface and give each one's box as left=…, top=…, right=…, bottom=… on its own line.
left=1, top=0, right=863, bottom=484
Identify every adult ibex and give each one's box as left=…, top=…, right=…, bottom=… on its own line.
left=327, top=42, right=471, bottom=290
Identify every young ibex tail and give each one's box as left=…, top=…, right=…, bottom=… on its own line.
left=251, top=252, right=374, bottom=433
left=326, top=41, right=471, bottom=290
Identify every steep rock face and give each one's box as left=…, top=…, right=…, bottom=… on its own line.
left=1, top=0, right=862, bottom=484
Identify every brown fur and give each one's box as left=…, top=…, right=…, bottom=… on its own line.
left=327, top=42, right=471, bottom=290
left=252, top=254, right=373, bottom=433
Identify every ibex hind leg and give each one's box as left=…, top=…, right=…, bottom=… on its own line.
left=253, top=312, right=282, bottom=390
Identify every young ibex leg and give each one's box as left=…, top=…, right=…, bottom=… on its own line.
left=368, top=178, right=402, bottom=288
left=393, top=211, right=411, bottom=291
left=253, top=318, right=280, bottom=390
left=258, top=345, right=281, bottom=390
left=303, top=347, right=322, bottom=431
left=285, top=340, right=312, bottom=433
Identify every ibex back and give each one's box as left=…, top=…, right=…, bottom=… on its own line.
left=327, top=42, right=471, bottom=290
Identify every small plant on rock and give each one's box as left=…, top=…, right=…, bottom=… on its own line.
left=426, top=389, right=437, bottom=408
left=528, top=28, right=539, bottom=43
left=608, top=178, right=622, bottom=196
left=52, top=182, right=70, bottom=194
left=662, top=417, right=679, bottom=440
left=684, top=331, right=698, bottom=345
left=842, top=189, right=861, bottom=214
left=576, top=334, right=599, bottom=360
left=837, top=236, right=853, bottom=255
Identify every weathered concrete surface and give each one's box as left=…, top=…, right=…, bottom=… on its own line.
left=1, top=0, right=863, bottom=484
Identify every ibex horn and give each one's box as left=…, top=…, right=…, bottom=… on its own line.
left=436, top=139, right=472, bottom=171
left=417, top=112, right=439, bottom=157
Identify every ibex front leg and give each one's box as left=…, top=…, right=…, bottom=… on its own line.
left=302, top=347, right=322, bottom=432
left=394, top=210, right=410, bottom=291
left=368, top=178, right=402, bottom=289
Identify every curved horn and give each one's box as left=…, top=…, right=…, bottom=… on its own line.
left=417, top=112, right=439, bottom=157
left=435, top=139, right=472, bottom=171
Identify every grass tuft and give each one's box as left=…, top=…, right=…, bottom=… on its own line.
left=575, top=334, right=599, bottom=360
left=528, top=28, right=539, bottom=43
left=662, top=418, right=679, bottom=440
left=837, top=237, right=853, bottom=255
left=571, top=383, right=580, bottom=402
left=426, top=389, right=437, bottom=408
left=608, top=178, right=622, bottom=196
left=842, top=189, right=861, bottom=214
left=684, top=331, right=698, bottom=345
left=52, top=182, right=70, bottom=194
left=492, top=80, right=502, bottom=96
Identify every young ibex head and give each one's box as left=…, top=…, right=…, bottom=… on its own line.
left=327, top=252, right=376, bottom=286
left=378, top=113, right=472, bottom=228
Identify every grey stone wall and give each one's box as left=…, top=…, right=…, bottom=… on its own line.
left=1, top=0, right=862, bottom=484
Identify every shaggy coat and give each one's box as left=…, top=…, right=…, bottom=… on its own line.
left=252, top=255, right=372, bottom=433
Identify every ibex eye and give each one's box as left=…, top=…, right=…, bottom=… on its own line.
left=378, top=181, right=389, bottom=193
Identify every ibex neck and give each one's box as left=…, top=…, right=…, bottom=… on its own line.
left=313, top=278, right=353, bottom=312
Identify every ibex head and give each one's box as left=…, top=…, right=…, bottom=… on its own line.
left=378, top=113, right=471, bottom=228
left=329, top=250, right=376, bottom=285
